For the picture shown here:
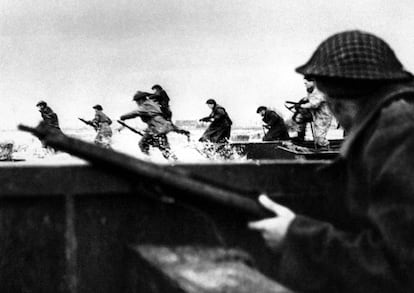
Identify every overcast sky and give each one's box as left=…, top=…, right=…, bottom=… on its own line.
left=1, top=0, right=414, bottom=130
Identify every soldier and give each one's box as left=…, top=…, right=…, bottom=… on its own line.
left=298, top=76, right=333, bottom=148
left=36, top=100, right=60, bottom=131
left=89, top=104, right=112, bottom=148
left=249, top=30, right=414, bottom=293
left=36, top=100, right=61, bottom=150
left=149, top=84, right=172, bottom=120
left=120, top=91, right=177, bottom=160
left=134, top=85, right=191, bottom=140
left=256, top=106, right=289, bottom=141
left=199, top=99, right=232, bottom=143
left=149, top=84, right=191, bottom=140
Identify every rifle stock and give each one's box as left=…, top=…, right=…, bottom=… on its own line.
left=18, top=123, right=272, bottom=218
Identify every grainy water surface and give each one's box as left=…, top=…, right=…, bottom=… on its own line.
left=1, top=125, right=342, bottom=164
left=0, top=126, right=260, bottom=164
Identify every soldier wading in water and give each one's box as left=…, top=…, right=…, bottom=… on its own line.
left=120, top=91, right=177, bottom=160
left=36, top=100, right=61, bottom=132
left=36, top=100, right=62, bottom=151
left=199, top=99, right=232, bottom=143
left=132, top=84, right=191, bottom=141
left=89, top=104, right=113, bottom=148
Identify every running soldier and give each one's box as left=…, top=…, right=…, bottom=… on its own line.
left=36, top=100, right=61, bottom=131
left=134, top=85, right=191, bottom=140
left=89, top=104, right=113, bottom=148
left=120, top=91, right=177, bottom=160
left=36, top=100, right=61, bottom=151
left=199, top=99, right=232, bottom=143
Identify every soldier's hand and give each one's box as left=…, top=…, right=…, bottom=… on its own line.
left=248, top=195, right=295, bottom=250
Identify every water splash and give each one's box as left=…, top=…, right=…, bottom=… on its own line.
left=5, top=128, right=247, bottom=163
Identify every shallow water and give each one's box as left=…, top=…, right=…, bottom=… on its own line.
left=0, top=127, right=252, bottom=163
left=1, top=126, right=343, bottom=164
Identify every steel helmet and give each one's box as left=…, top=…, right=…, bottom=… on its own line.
left=296, top=30, right=412, bottom=81
left=36, top=100, right=47, bottom=107
left=206, top=99, right=216, bottom=105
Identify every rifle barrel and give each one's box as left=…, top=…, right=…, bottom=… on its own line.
left=18, top=123, right=270, bottom=218
left=78, top=118, right=98, bottom=131
left=117, top=120, right=143, bottom=136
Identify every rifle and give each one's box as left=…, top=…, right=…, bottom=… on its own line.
left=117, top=120, right=144, bottom=136
left=199, top=117, right=211, bottom=123
left=285, top=99, right=313, bottom=124
left=18, top=122, right=271, bottom=218
left=261, top=125, right=267, bottom=137
left=78, top=118, right=98, bottom=131
left=285, top=100, right=308, bottom=111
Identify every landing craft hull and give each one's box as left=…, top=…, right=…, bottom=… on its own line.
left=231, top=139, right=343, bottom=160
left=0, top=160, right=334, bottom=292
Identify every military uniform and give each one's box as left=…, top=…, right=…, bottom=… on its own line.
left=37, top=104, right=61, bottom=150
left=261, top=110, right=289, bottom=141
left=149, top=89, right=172, bottom=120
left=149, top=88, right=191, bottom=139
left=277, top=83, right=414, bottom=293
left=120, top=99, right=176, bottom=159
left=303, top=87, right=332, bottom=147
left=91, top=111, right=112, bottom=148
left=199, top=104, right=232, bottom=143
left=39, top=106, right=60, bottom=130
left=262, top=31, right=414, bottom=292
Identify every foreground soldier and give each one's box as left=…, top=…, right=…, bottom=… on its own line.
left=199, top=99, right=232, bottom=143
left=89, top=104, right=112, bottom=148
left=256, top=106, right=289, bottom=141
left=249, top=30, right=414, bottom=292
left=120, top=92, right=176, bottom=160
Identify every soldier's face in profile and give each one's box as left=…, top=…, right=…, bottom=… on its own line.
left=325, top=95, right=359, bottom=132
left=207, top=103, right=214, bottom=109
